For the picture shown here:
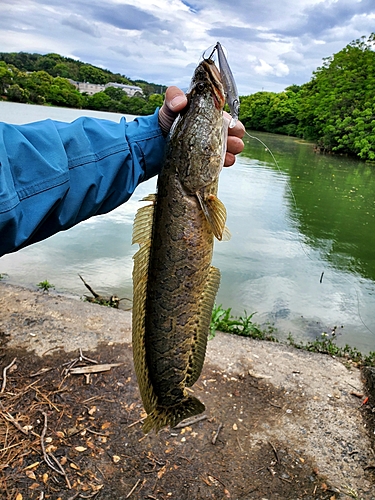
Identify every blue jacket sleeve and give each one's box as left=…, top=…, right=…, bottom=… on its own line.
left=0, top=109, right=165, bottom=256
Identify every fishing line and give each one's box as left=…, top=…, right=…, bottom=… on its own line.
left=243, top=130, right=375, bottom=337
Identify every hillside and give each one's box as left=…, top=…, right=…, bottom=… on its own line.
left=0, top=51, right=166, bottom=115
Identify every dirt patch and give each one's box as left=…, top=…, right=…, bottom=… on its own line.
left=0, top=283, right=374, bottom=499
left=0, top=344, right=339, bottom=500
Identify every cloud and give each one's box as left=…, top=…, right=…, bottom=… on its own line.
left=90, top=4, right=163, bottom=32
left=254, top=59, right=289, bottom=77
left=61, top=14, right=101, bottom=38
left=0, top=0, right=374, bottom=95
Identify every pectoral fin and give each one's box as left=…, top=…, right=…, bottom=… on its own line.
left=196, top=192, right=230, bottom=241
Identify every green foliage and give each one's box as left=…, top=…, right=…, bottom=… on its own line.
left=3, top=37, right=375, bottom=158
left=37, top=280, right=55, bottom=292
left=296, top=34, right=375, bottom=160
left=0, top=51, right=165, bottom=98
left=239, top=33, right=375, bottom=160
left=287, top=332, right=375, bottom=367
left=240, top=88, right=299, bottom=136
left=210, top=304, right=277, bottom=341
left=0, top=52, right=166, bottom=115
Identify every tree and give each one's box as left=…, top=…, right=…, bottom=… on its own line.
left=6, top=84, right=29, bottom=103
left=0, top=61, right=13, bottom=96
left=47, top=77, right=83, bottom=108
left=297, top=33, right=375, bottom=158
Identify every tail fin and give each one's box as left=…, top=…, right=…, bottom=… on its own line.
left=142, top=396, right=205, bottom=434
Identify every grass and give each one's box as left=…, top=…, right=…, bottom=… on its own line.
left=37, top=280, right=55, bottom=292
left=210, top=304, right=277, bottom=341
left=287, top=331, right=375, bottom=367
left=210, top=305, right=375, bottom=368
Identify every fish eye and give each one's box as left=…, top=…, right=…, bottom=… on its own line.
left=197, top=82, right=205, bottom=90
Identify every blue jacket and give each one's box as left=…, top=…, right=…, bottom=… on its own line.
left=0, top=110, right=165, bottom=257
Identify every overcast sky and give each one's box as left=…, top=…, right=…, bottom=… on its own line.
left=1, top=0, right=374, bottom=95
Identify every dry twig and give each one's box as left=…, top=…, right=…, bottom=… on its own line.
left=0, top=407, right=29, bottom=436
left=69, top=363, right=122, bottom=375
left=268, top=441, right=280, bottom=463
left=40, top=411, right=71, bottom=489
left=173, top=414, right=207, bottom=429
left=126, top=478, right=141, bottom=498
left=1, top=357, right=17, bottom=393
left=211, top=423, right=223, bottom=445
left=127, top=417, right=145, bottom=428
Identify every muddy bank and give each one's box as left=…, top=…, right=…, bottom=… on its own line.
left=0, top=282, right=374, bottom=499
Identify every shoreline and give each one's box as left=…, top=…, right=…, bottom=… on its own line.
left=0, top=281, right=374, bottom=496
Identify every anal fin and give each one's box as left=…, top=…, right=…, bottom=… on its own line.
left=185, top=266, right=221, bottom=387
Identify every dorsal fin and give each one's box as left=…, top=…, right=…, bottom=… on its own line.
left=132, top=196, right=158, bottom=414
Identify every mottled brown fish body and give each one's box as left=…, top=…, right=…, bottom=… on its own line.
left=132, top=59, right=228, bottom=434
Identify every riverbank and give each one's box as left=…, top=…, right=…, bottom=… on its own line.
left=0, top=282, right=374, bottom=499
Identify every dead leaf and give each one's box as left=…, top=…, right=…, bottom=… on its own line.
left=88, top=406, right=97, bottom=416
left=75, top=446, right=87, bottom=452
left=29, top=483, right=40, bottom=490
left=91, top=484, right=104, bottom=492
left=112, top=455, right=121, bottom=463
left=232, top=423, right=238, bottom=431
left=25, top=471, right=36, bottom=480
left=45, top=444, right=57, bottom=453
left=42, top=473, right=48, bottom=484
left=101, top=422, right=111, bottom=430
left=157, top=465, right=167, bottom=479
left=15, top=494, right=22, bottom=500
left=70, top=463, right=79, bottom=470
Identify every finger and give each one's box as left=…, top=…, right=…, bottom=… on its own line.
left=223, top=111, right=245, bottom=139
left=158, top=86, right=187, bottom=135
left=227, top=135, right=244, bottom=156
left=224, top=152, right=236, bottom=167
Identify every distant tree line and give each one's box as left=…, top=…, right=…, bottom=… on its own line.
left=0, top=52, right=166, bottom=115
left=240, top=33, right=375, bottom=160
left=2, top=37, right=375, bottom=159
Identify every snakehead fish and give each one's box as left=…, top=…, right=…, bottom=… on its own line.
left=132, top=57, right=228, bottom=434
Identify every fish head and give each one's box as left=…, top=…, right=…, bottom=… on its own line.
left=189, top=58, right=226, bottom=111
left=172, top=59, right=226, bottom=194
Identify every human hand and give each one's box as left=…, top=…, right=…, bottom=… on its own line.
left=223, top=111, right=245, bottom=167
left=158, top=86, right=244, bottom=167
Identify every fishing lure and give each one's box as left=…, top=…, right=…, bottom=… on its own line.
left=206, top=42, right=240, bottom=128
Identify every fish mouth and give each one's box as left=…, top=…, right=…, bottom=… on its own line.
left=190, top=58, right=225, bottom=110
left=204, top=59, right=226, bottom=109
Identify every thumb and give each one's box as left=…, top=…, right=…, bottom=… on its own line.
left=158, top=86, right=187, bottom=136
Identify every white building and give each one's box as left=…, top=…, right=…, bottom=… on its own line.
left=105, top=82, right=143, bottom=96
left=70, top=80, right=143, bottom=97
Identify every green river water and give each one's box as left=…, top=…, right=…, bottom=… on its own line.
left=0, top=102, right=374, bottom=352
